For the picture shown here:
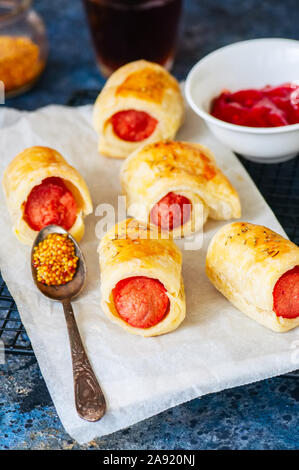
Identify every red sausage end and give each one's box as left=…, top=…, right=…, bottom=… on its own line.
left=111, top=110, right=158, bottom=142
left=24, top=177, right=77, bottom=232
left=150, top=192, right=192, bottom=231
left=113, top=276, right=170, bottom=329
left=273, top=266, right=299, bottom=319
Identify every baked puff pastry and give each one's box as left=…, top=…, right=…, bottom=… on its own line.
left=206, top=222, right=299, bottom=332
left=2, top=146, right=93, bottom=244
left=93, top=60, right=184, bottom=159
left=121, top=141, right=241, bottom=238
left=98, top=218, right=185, bottom=337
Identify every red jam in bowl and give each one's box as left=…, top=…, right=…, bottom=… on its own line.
left=210, top=83, right=299, bottom=127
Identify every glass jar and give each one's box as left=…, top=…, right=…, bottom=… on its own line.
left=0, top=0, right=48, bottom=98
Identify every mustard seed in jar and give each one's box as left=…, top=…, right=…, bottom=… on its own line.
left=0, top=36, right=45, bottom=93
left=0, top=0, right=48, bottom=97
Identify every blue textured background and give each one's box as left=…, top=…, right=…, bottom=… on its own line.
left=0, top=0, right=298, bottom=450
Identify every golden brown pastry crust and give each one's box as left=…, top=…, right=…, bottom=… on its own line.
left=121, top=141, right=241, bottom=238
left=206, top=222, right=299, bottom=332
left=93, top=60, right=184, bottom=159
left=98, top=218, right=186, bottom=336
left=2, top=146, right=93, bottom=244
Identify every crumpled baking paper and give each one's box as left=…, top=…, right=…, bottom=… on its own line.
left=0, top=103, right=298, bottom=444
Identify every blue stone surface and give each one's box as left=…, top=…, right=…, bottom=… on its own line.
left=0, top=0, right=298, bottom=450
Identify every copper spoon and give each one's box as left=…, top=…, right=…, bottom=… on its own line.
left=31, top=224, right=106, bottom=422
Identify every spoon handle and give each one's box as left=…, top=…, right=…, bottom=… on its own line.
left=62, top=299, right=106, bottom=422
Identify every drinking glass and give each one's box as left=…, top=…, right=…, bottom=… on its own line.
left=82, top=0, right=183, bottom=77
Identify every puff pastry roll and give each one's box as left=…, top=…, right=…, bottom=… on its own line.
left=2, top=146, right=93, bottom=244
left=206, top=222, right=299, bottom=332
left=93, top=60, right=184, bottom=159
left=121, top=141, right=241, bottom=238
left=98, top=218, right=185, bottom=337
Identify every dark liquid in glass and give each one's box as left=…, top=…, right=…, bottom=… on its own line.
left=83, top=0, right=182, bottom=76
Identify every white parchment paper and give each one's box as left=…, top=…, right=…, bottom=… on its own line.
left=0, top=104, right=298, bottom=444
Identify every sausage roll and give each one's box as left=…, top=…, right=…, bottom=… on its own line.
left=93, top=60, right=184, bottom=159
left=206, top=222, right=299, bottom=332
left=121, top=141, right=241, bottom=238
left=98, top=218, right=185, bottom=337
left=2, top=146, right=93, bottom=244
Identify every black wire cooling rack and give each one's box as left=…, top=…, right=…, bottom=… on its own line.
left=1, top=89, right=299, bottom=355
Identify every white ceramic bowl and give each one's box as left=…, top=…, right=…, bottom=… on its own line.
left=185, top=38, right=299, bottom=163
